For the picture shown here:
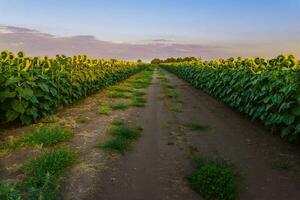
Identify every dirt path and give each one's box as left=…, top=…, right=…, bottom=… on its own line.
left=88, top=69, right=300, bottom=200
left=89, top=70, right=200, bottom=200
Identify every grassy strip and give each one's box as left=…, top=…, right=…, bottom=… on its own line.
left=108, top=91, right=131, bottom=99
left=111, top=103, right=131, bottom=110
left=98, top=138, right=130, bottom=153
left=189, top=159, right=238, bottom=200
left=97, top=119, right=142, bottom=153
left=158, top=69, right=184, bottom=112
left=1, top=126, right=72, bottom=151
left=101, top=69, right=153, bottom=111
left=21, top=126, right=72, bottom=147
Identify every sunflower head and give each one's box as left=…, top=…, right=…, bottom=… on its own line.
left=1, top=50, right=9, bottom=60
left=287, top=53, right=298, bottom=67
left=254, top=57, right=261, bottom=65
left=276, top=54, right=287, bottom=63
left=9, top=53, right=14, bottom=60
left=17, top=51, right=25, bottom=58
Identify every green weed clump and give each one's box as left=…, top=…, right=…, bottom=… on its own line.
left=111, top=103, right=131, bottom=110
left=189, top=159, right=237, bottom=200
left=22, top=147, right=77, bottom=199
left=111, top=119, right=125, bottom=126
left=97, top=119, right=142, bottom=153
left=131, top=97, right=146, bottom=107
left=108, top=125, right=141, bottom=140
left=97, top=138, right=129, bottom=153
left=22, top=126, right=72, bottom=147
left=0, top=181, right=21, bottom=200
left=98, top=105, right=112, bottom=115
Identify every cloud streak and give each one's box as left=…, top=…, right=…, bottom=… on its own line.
left=0, top=26, right=299, bottom=61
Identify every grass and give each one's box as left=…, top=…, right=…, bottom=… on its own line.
left=21, top=126, right=72, bottom=147
left=0, top=181, right=21, bottom=200
left=163, top=120, right=172, bottom=128
left=189, top=159, right=238, bottom=200
left=165, top=84, right=175, bottom=89
left=130, top=91, right=146, bottom=97
left=0, top=136, right=20, bottom=151
left=97, top=119, right=143, bottom=153
left=21, top=147, right=77, bottom=199
left=23, top=148, right=77, bottom=177
left=108, top=126, right=141, bottom=140
left=42, top=115, right=60, bottom=123
left=131, top=80, right=149, bottom=89
left=164, top=88, right=178, bottom=98
left=103, top=69, right=153, bottom=110
left=97, top=138, right=129, bottom=153
left=131, top=97, right=146, bottom=107
left=76, top=116, right=89, bottom=124
left=127, top=70, right=153, bottom=89
left=111, top=119, right=125, bottom=126
left=166, top=102, right=182, bottom=112
left=96, top=100, right=105, bottom=106
left=131, top=102, right=145, bottom=107
left=97, top=69, right=153, bottom=118
left=184, top=122, right=210, bottom=131
left=98, top=105, right=112, bottom=115
left=109, top=86, right=132, bottom=93
left=1, top=126, right=72, bottom=151
left=159, top=72, right=184, bottom=113
left=111, top=102, right=131, bottom=110
left=108, top=91, right=130, bottom=99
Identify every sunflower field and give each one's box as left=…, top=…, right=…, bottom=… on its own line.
left=0, top=50, right=146, bottom=125
left=161, top=54, right=300, bottom=142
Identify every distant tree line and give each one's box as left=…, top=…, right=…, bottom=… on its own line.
left=151, top=57, right=200, bottom=64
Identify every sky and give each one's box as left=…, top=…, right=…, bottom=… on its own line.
left=0, top=0, right=300, bottom=60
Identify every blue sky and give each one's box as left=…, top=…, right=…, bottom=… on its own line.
left=1, top=0, right=299, bottom=43
left=0, top=0, right=299, bottom=59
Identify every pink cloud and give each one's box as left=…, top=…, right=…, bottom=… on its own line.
left=0, top=26, right=299, bottom=61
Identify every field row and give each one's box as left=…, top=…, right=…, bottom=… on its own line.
left=161, top=54, right=300, bottom=142
left=0, top=69, right=153, bottom=199
left=0, top=51, right=147, bottom=125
